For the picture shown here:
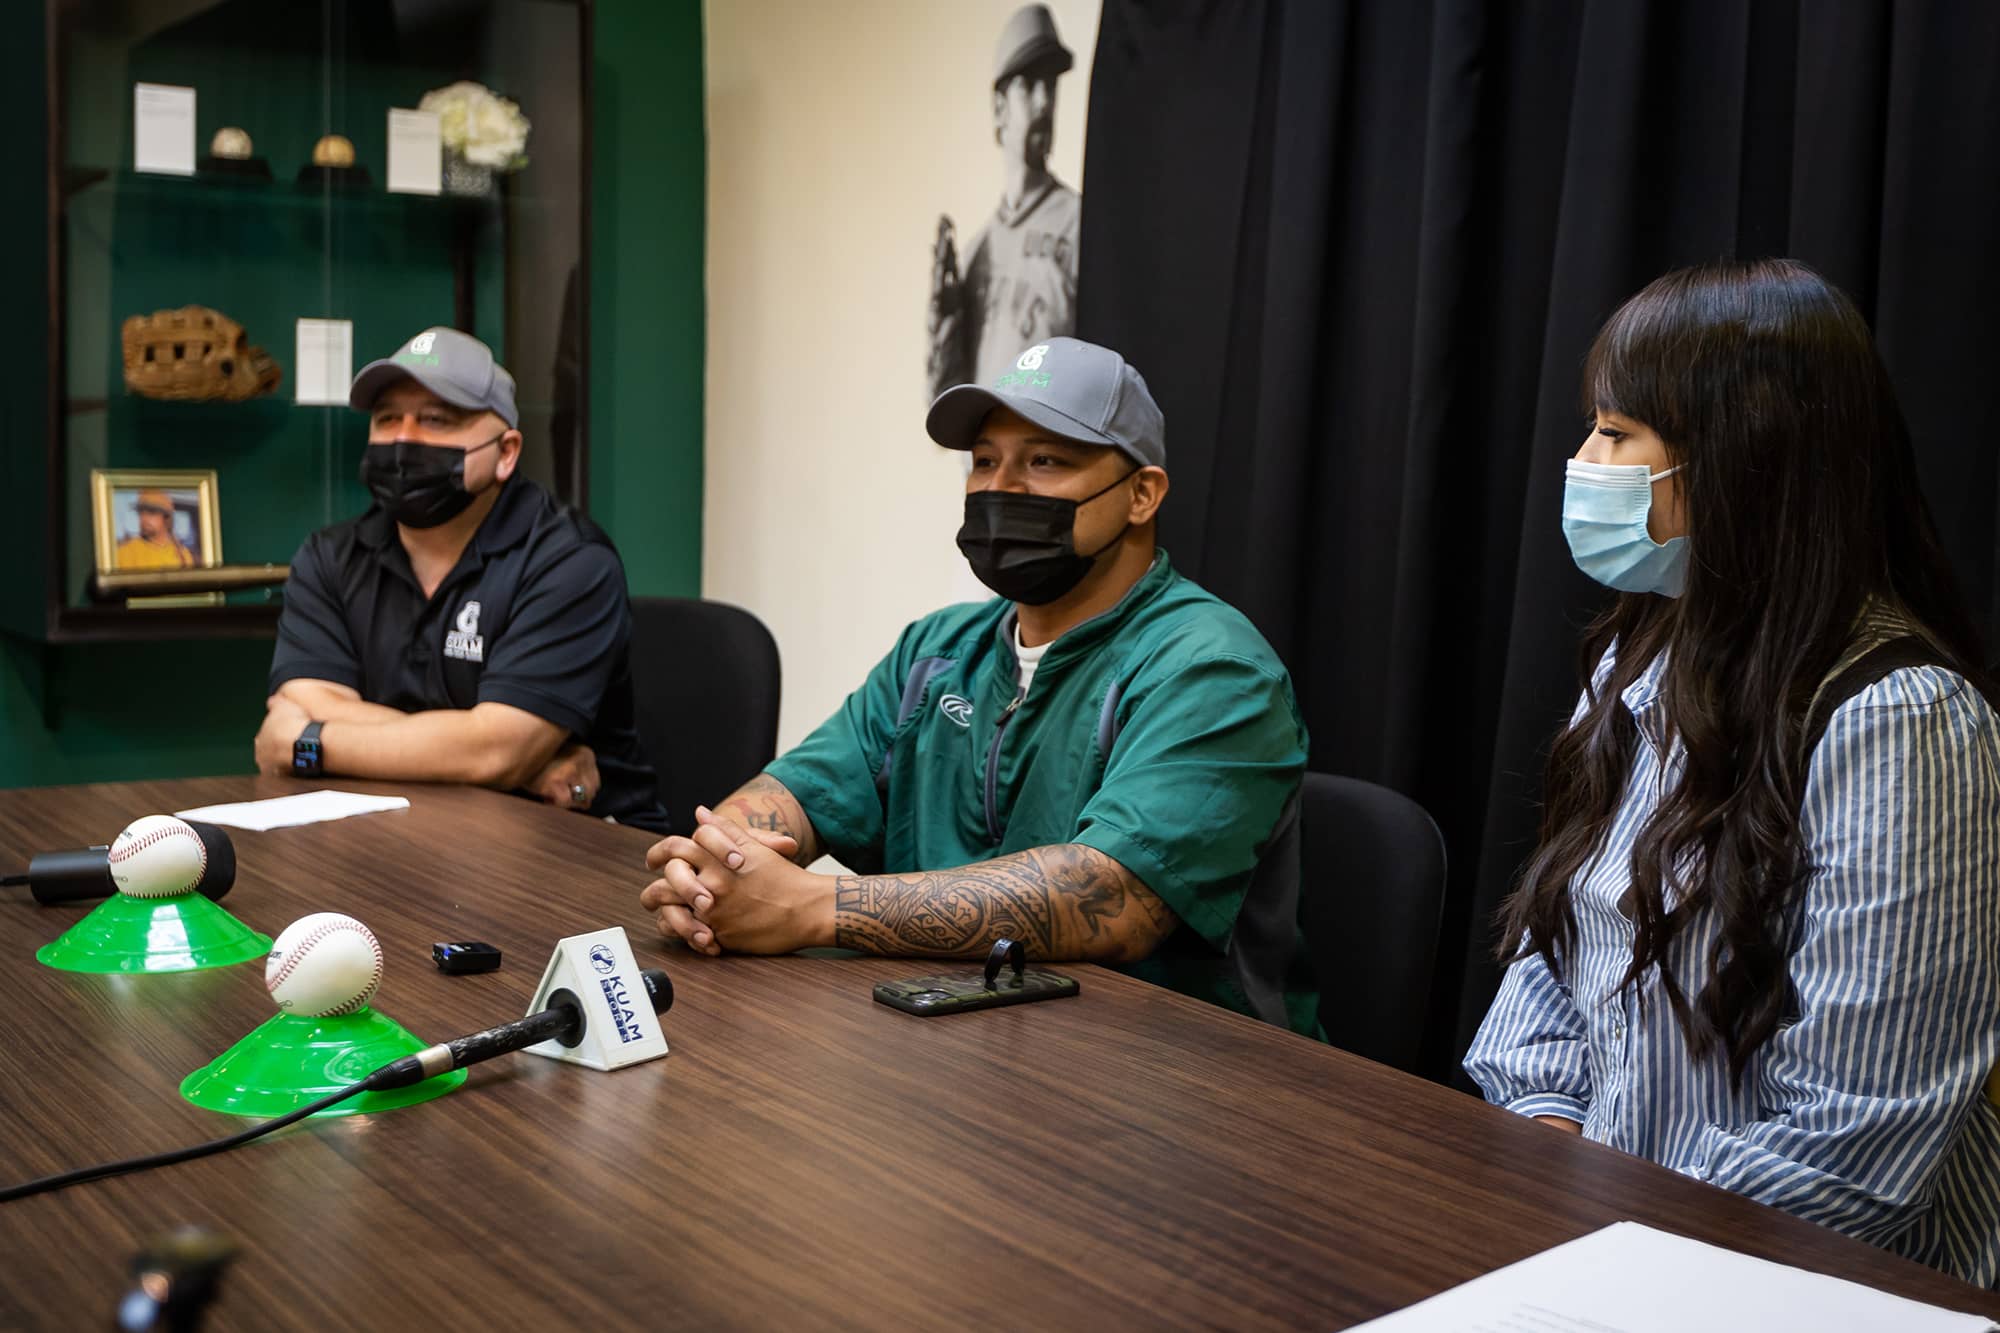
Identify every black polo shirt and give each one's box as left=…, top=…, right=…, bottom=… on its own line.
left=269, top=478, right=668, bottom=831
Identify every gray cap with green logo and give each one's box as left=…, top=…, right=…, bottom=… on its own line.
left=925, top=336, right=1167, bottom=469
left=349, top=326, right=519, bottom=428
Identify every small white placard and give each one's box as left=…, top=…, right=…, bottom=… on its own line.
left=295, top=318, right=354, bottom=406
left=175, top=790, right=411, bottom=832
left=1350, top=1222, right=1994, bottom=1333
left=133, top=82, right=196, bottom=176
left=385, top=107, right=442, bottom=196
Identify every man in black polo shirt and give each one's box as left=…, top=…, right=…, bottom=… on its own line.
left=255, top=327, right=667, bottom=832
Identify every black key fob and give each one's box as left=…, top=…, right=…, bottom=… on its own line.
left=432, top=941, right=502, bottom=974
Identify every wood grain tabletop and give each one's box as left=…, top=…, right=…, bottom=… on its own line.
left=1, top=776, right=1995, bottom=1329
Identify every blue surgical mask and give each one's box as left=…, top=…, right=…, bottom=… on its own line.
left=1562, top=458, right=1688, bottom=597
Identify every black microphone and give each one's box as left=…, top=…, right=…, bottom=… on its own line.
left=117, top=1226, right=237, bottom=1331
left=368, top=968, right=674, bottom=1090
left=0, top=821, right=236, bottom=906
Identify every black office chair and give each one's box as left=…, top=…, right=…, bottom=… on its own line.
left=627, top=598, right=782, bottom=834
left=1297, top=772, right=1447, bottom=1073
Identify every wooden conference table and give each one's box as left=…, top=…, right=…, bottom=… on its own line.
left=2, top=777, right=1997, bottom=1329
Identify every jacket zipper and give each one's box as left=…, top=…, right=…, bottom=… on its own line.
left=984, top=690, right=1025, bottom=844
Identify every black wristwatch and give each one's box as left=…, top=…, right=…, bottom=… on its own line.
left=291, top=721, right=324, bottom=778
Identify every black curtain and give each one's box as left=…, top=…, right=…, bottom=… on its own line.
left=1077, top=0, right=2000, bottom=1081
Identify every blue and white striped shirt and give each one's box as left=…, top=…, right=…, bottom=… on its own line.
left=1465, top=639, right=2000, bottom=1285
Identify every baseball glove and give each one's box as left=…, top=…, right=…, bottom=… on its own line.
left=926, top=215, right=972, bottom=400
left=121, top=306, right=283, bottom=402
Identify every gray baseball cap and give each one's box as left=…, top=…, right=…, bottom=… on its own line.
left=349, top=327, right=519, bottom=428
left=994, top=4, right=1073, bottom=87
left=926, top=336, right=1166, bottom=469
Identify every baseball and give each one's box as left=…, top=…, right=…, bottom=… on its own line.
left=210, top=126, right=253, bottom=160
left=311, top=133, right=355, bottom=167
left=265, top=913, right=384, bottom=1017
left=107, top=815, right=208, bottom=899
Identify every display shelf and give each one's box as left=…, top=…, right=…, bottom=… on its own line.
left=15, top=0, right=594, bottom=646
left=68, top=166, right=512, bottom=219
left=43, top=603, right=284, bottom=645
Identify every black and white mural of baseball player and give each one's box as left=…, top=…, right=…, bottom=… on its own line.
left=927, top=4, right=1081, bottom=400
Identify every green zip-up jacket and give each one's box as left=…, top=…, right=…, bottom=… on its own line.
left=767, top=551, right=1319, bottom=1034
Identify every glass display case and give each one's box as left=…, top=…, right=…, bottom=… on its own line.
left=22, top=0, right=590, bottom=642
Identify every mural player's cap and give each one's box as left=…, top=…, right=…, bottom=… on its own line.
left=993, top=4, right=1074, bottom=87
left=926, top=337, right=1166, bottom=470
left=349, top=327, right=519, bottom=428
left=136, top=489, right=176, bottom=513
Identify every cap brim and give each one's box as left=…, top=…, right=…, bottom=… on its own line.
left=348, top=358, right=485, bottom=414
left=925, top=384, right=1122, bottom=452
left=997, top=38, right=1075, bottom=85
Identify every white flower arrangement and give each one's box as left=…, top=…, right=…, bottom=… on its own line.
left=419, top=81, right=530, bottom=171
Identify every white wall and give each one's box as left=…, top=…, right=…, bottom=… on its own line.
left=704, top=0, right=1100, bottom=751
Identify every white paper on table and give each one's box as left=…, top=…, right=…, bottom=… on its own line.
left=385, top=108, right=442, bottom=195
left=133, top=82, right=196, bottom=175
left=175, top=791, right=411, bottom=832
left=294, top=318, right=354, bottom=405
left=1351, top=1222, right=1996, bottom=1333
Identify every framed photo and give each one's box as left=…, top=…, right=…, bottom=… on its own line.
left=90, top=468, right=222, bottom=576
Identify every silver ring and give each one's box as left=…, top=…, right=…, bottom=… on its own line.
left=570, top=784, right=588, bottom=804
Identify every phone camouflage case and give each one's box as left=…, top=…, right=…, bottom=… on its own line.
left=873, top=938, right=1079, bottom=1016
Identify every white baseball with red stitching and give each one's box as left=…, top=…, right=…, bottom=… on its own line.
left=265, top=913, right=383, bottom=1017
left=107, top=815, right=207, bottom=899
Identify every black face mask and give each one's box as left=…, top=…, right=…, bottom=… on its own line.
left=956, top=469, right=1137, bottom=605
left=359, top=434, right=503, bottom=529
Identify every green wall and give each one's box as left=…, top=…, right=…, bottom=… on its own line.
left=588, top=0, right=705, bottom=598
left=0, top=0, right=706, bottom=790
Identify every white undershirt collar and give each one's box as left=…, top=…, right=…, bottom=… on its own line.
left=1014, top=624, right=1051, bottom=695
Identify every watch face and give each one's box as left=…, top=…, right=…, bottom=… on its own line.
left=292, top=741, right=322, bottom=775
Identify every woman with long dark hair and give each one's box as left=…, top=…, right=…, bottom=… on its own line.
left=1465, top=259, right=2000, bottom=1283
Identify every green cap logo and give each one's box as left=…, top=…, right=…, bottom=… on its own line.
left=995, top=343, right=1053, bottom=391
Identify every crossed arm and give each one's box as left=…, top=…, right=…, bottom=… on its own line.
left=642, top=774, right=1179, bottom=963
left=257, top=677, right=572, bottom=792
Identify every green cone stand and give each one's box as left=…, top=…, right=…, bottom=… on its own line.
left=35, top=891, right=273, bottom=974
left=180, top=1008, right=465, bottom=1118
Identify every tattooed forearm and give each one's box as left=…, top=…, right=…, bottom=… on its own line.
left=715, top=773, right=822, bottom=865
left=833, top=844, right=1178, bottom=963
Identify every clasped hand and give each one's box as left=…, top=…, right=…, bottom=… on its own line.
left=640, top=807, right=827, bottom=956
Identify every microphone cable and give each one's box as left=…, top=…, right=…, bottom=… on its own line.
left=0, top=1072, right=390, bottom=1203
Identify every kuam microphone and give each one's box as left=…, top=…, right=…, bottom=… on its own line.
left=370, top=968, right=674, bottom=1090
left=0, top=820, right=236, bottom=906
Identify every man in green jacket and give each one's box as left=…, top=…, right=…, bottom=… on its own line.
left=640, top=337, right=1317, bottom=1033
